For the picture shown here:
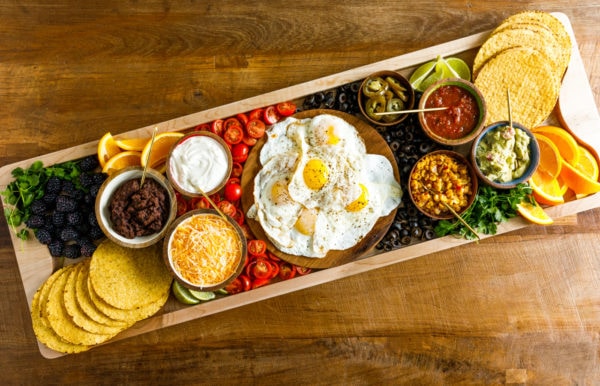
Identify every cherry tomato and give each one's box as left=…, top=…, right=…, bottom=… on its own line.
left=175, top=193, right=188, bottom=216
left=227, top=177, right=241, bottom=185
left=190, top=197, right=211, bottom=210
left=278, top=262, right=296, bottom=280
left=231, top=162, right=244, bottom=178
left=210, top=119, right=224, bottom=137
left=236, top=112, right=249, bottom=127
left=247, top=239, right=267, bottom=257
left=251, top=277, right=271, bottom=289
left=223, top=125, right=244, bottom=145
left=217, top=200, right=237, bottom=217
left=240, top=223, right=254, bottom=240
left=276, top=101, right=296, bottom=117
left=231, top=143, right=249, bottom=163
left=209, top=193, right=221, bottom=204
left=263, top=105, right=281, bottom=125
left=295, top=266, right=312, bottom=275
left=247, top=258, right=274, bottom=280
left=246, top=119, right=266, bottom=139
left=194, top=123, right=210, bottom=131
left=232, top=207, right=245, bottom=225
left=224, top=277, right=244, bottom=294
left=224, top=117, right=242, bottom=130
left=224, top=182, right=242, bottom=202
left=242, top=135, right=258, bottom=146
left=248, top=108, right=264, bottom=121
left=267, top=251, right=281, bottom=262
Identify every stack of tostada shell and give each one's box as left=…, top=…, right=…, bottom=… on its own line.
left=473, top=11, right=572, bottom=129
left=30, top=240, right=172, bottom=354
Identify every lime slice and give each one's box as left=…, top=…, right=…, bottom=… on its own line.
left=409, top=59, right=436, bottom=91
left=444, top=57, right=471, bottom=81
left=189, top=290, right=216, bottom=301
left=172, top=281, right=200, bottom=305
left=417, top=66, right=444, bottom=92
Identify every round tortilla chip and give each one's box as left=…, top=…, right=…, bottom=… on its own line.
left=31, top=266, right=90, bottom=354
left=75, top=259, right=131, bottom=329
left=63, top=262, right=126, bottom=336
left=493, top=11, right=571, bottom=73
left=473, top=27, right=561, bottom=79
left=474, top=46, right=560, bottom=129
left=89, top=240, right=172, bottom=310
left=45, top=265, right=113, bottom=346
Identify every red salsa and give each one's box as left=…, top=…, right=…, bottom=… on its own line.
left=424, top=85, right=479, bottom=140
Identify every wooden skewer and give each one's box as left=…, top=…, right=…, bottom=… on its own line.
left=372, top=106, right=449, bottom=116
left=422, top=185, right=480, bottom=240
left=192, top=183, right=228, bottom=220
left=139, top=126, right=158, bottom=188
left=507, top=88, right=513, bottom=131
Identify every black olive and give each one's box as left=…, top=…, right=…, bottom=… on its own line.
left=424, top=229, right=436, bottom=240
left=400, top=228, right=410, bottom=238
left=419, top=142, right=433, bottom=154
left=390, top=141, right=401, bottom=151
left=400, top=235, right=412, bottom=245
left=411, top=227, right=423, bottom=239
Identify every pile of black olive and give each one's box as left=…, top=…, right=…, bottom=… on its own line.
left=301, top=82, right=450, bottom=251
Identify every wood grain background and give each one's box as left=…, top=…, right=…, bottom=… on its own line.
left=1, top=1, right=599, bottom=384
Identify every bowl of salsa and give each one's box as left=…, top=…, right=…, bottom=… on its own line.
left=418, top=78, right=487, bottom=146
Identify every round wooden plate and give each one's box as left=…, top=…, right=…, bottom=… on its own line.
left=240, top=109, right=400, bottom=269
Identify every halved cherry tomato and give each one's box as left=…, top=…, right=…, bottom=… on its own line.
left=278, top=262, right=296, bottom=280
left=210, top=119, right=224, bottom=136
left=267, top=251, right=281, bottom=262
left=251, top=277, right=271, bottom=289
left=295, top=266, right=312, bottom=275
left=232, top=207, right=245, bottom=225
left=223, top=125, right=244, bottom=145
left=227, top=177, right=241, bottom=185
left=175, top=193, right=188, bottom=216
left=263, top=105, right=281, bottom=125
left=190, top=196, right=211, bottom=210
left=231, top=162, right=244, bottom=178
left=247, top=258, right=275, bottom=280
left=276, top=101, right=296, bottom=117
left=240, top=223, right=254, bottom=240
left=224, top=182, right=242, bottom=202
left=248, top=108, right=264, bottom=121
left=246, top=119, right=266, bottom=139
left=217, top=200, right=237, bottom=217
left=236, top=113, right=249, bottom=127
left=247, top=239, right=267, bottom=257
left=224, top=277, right=244, bottom=294
left=224, top=117, right=242, bottom=130
left=242, top=135, right=258, bottom=146
left=194, top=123, right=210, bottom=131
left=231, top=143, right=249, bottom=163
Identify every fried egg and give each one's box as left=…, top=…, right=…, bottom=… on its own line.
left=247, top=114, right=402, bottom=258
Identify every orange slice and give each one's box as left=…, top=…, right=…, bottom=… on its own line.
left=97, top=132, right=122, bottom=168
left=102, top=151, right=142, bottom=175
left=115, top=137, right=149, bottom=152
left=529, top=177, right=564, bottom=206
left=532, top=125, right=580, bottom=166
left=575, top=145, right=599, bottom=181
left=532, top=133, right=562, bottom=183
left=516, top=200, right=554, bottom=225
left=559, top=159, right=600, bottom=196
left=141, top=132, right=184, bottom=168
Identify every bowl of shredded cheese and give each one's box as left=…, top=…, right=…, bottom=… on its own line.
left=163, top=209, right=247, bottom=291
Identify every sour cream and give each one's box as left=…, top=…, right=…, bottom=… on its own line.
left=168, top=134, right=231, bottom=195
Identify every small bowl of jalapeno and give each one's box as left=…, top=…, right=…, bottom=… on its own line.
left=358, top=70, right=415, bottom=127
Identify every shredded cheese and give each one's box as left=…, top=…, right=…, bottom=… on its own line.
left=169, top=214, right=243, bottom=287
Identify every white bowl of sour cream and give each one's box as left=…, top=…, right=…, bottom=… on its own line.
left=166, top=131, right=233, bottom=197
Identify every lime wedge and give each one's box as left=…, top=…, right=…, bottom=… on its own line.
left=189, top=290, right=216, bottom=301
left=417, top=66, right=444, bottom=92
left=444, top=57, right=471, bottom=81
left=172, top=281, right=201, bottom=305
left=409, top=59, right=436, bottom=91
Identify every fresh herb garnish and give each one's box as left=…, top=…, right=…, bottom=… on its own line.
left=434, top=183, right=533, bottom=239
left=1, top=160, right=82, bottom=239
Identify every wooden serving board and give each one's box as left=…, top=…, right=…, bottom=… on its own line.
left=1, top=13, right=599, bottom=359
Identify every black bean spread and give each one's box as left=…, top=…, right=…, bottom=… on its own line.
left=109, top=178, right=169, bottom=239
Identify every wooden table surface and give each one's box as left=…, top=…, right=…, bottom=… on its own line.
left=1, top=1, right=599, bottom=384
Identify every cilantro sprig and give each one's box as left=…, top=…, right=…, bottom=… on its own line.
left=434, top=183, right=533, bottom=239
left=1, top=160, right=82, bottom=240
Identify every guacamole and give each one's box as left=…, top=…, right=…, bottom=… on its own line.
left=476, top=125, right=531, bottom=182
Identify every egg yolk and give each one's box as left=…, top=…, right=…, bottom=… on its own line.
left=271, top=179, right=292, bottom=205
left=303, top=158, right=329, bottom=190
left=295, top=207, right=317, bottom=235
left=326, top=126, right=340, bottom=145
left=346, top=184, right=369, bottom=212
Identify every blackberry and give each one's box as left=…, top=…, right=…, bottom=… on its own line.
left=79, top=173, right=95, bottom=188
left=63, top=244, right=81, bottom=259
left=79, top=155, right=99, bottom=172
left=48, top=239, right=64, bottom=257
left=80, top=241, right=97, bottom=257
left=91, top=173, right=107, bottom=185
left=83, top=193, right=94, bottom=205
left=88, top=225, right=104, bottom=241
left=59, top=226, right=79, bottom=242
left=30, top=199, right=48, bottom=215
left=68, top=189, right=84, bottom=201
left=45, top=176, right=62, bottom=195
left=35, top=228, right=53, bottom=245
left=25, top=214, right=46, bottom=229
left=88, top=212, right=99, bottom=228
left=66, top=211, right=83, bottom=226
left=43, top=192, right=58, bottom=206
left=89, top=184, right=101, bottom=198
left=56, top=195, right=77, bottom=212
left=52, top=211, right=66, bottom=227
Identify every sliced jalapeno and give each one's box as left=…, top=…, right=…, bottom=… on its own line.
left=365, top=95, right=386, bottom=120
left=362, top=77, right=389, bottom=97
